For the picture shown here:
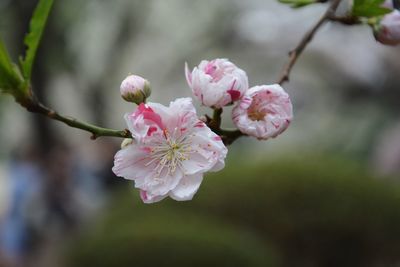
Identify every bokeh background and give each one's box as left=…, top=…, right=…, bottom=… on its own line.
left=1, top=0, right=400, bottom=266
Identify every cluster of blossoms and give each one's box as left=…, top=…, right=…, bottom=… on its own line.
left=375, top=0, right=400, bottom=45
left=113, top=59, right=293, bottom=203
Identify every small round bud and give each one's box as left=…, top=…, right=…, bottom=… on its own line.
left=120, top=75, right=151, bottom=104
left=121, top=138, right=134, bottom=148
left=374, top=10, right=400, bottom=46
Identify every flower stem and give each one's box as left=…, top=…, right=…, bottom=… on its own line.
left=218, top=129, right=245, bottom=145
left=210, top=108, right=223, bottom=129
left=205, top=108, right=246, bottom=145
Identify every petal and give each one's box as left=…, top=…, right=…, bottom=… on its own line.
left=227, top=89, right=241, bottom=102
left=112, top=145, right=148, bottom=180
left=169, top=97, right=196, bottom=115
left=209, top=156, right=226, bottom=172
left=147, top=102, right=174, bottom=129
left=124, top=112, right=149, bottom=140
left=140, top=190, right=168, bottom=204
left=201, top=82, right=226, bottom=107
left=143, top=168, right=183, bottom=197
left=188, top=129, right=228, bottom=173
left=169, top=173, right=203, bottom=201
left=185, top=62, right=192, bottom=86
left=124, top=104, right=166, bottom=141
left=142, top=109, right=164, bottom=130
left=180, top=152, right=215, bottom=175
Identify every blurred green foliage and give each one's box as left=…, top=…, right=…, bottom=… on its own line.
left=0, top=38, right=23, bottom=93
left=0, top=0, right=53, bottom=98
left=65, top=155, right=400, bottom=267
left=278, top=0, right=320, bottom=8
left=352, top=0, right=392, bottom=17
left=66, top=211, right=275, bottom=267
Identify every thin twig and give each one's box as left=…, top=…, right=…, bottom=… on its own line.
left=328, top=15, right=360, bottom=25
left=277, top=0, right=342, bottom=85
left=17, top=94, right=131, bottom=140
left=209, top=108, right=223, bottom=129
left=218, top=129, right=245, bottom=145
left=205, top=108, right=246, bottom=144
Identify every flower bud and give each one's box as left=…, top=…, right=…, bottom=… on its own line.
left=232, top=84, right=293, bottom=140
left=121, top=138, right=134, bottom=148
left=185, top=58, right=248, bottom=108
left=120, top=75, right=151, bottom=104
left=375, top=10, right=400, bottom=46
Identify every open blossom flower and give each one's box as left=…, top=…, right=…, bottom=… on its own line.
left=375, top=9, right=400, bottom=46
left=120, top=75, right=151, bottom=104
left=112, top=98, right=227, bottom=203
left=185, top=58, right=248, bottom=108
left=232, top=84, right=293, bottom=140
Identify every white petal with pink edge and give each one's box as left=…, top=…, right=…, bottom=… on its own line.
left=169, top=173, right=203, bottom=201
left=232, top=84, right=293, bottom=140
left=185, top=58, right=248, bottom=108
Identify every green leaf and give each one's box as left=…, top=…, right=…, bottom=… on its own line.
left=278, top=0, right=318, bottom=8
left=0, top=38, right=23, bottom=92
left=353, top=0, right=392, bottom=17
left=21, top=0, right=54, bottom=80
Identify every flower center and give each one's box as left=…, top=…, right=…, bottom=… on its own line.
left=247, top=97, right=268, bottom=121
left=147, top=131, right=191, bottom=177
left=248, top=110, right=267, bottom=121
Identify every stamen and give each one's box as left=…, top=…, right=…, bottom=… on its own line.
left=147, top=129, right=191, bottom=177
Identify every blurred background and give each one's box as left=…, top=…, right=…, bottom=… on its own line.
left=1, top=0, right=400, bottom=266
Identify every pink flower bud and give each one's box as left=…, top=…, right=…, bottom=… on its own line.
left=185, top=58, right=249, bottom=108
left=232, top=84, right=293, bottom=140
left=382, top=0, right=393, bottom=9
left=121, top=138, right=134, bottom=148
left=120, top=75, right=151, bottom=104
left=375, top=10, right=400, bottom=46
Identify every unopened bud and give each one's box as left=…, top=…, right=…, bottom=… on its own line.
left=120, top=75, right=151, bottom=104
left=374, top=10, right=400, bottom=46
left=121, top=138, right=134, bottom=148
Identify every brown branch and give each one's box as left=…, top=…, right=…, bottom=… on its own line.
left=218, top=129, right=245, bottom=145
left=208, top=108, right=223, bottom=129
left=328, top=15, right=361, bottom=25
left=205, top=108, right=246, bottom=145
left=277, top=0, right=342, bottom=85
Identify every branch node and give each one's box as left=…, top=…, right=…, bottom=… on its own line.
left=123, top=129, right=131, bottom=138
left=47, top=110, right=56, bottom=117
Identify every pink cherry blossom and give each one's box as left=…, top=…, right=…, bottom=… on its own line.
left=112, top=98, right=227, bottom=203
left=232, top=84, right=293, bottom=140
left=185, top=58, right=249, bottom=108
left=375, top=10, right=400, bottom=46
